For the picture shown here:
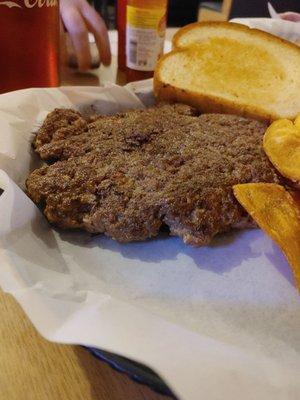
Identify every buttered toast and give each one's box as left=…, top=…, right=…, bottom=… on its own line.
left=154, top=22, right=300, bottom=122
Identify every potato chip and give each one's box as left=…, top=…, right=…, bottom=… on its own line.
left=233, top=183, right=300, bottom=291
left=263, top=116, right=300, bottom=183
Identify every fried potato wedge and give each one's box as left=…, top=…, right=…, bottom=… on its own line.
left=263, top=116, right=300, bottom=183
left=233, top=183, right=300, bottom=291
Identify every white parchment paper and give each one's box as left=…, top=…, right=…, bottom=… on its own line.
left=0, top=83, right=300, bottom=400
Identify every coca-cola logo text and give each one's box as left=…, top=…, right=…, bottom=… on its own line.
left=0, top=0, right=57, bottom=7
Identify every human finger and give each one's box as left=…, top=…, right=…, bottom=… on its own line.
left=80, top=2, right=111, bottom=66
left=61, top=7, right=92, bottom=71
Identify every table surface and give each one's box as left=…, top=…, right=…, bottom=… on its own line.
left=0, top=29, right=178, bottom=400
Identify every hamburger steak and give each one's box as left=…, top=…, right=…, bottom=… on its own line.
left=26, top=103, right=282, bottom=245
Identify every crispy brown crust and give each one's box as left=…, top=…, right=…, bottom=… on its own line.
left=26, top=104, right=282, bottom=245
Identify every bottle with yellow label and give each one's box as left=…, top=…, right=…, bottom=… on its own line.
left=124, top=0, right=168, bottom=82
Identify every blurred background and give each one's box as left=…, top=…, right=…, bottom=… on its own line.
left=94, top=0, right=300, bottom=29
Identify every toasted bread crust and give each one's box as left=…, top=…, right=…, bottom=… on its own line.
left=154, top=61, right=275, bottom=123
left=154, top=22, right=300, bottom=122
left=172, top=21, right=300, bottom=54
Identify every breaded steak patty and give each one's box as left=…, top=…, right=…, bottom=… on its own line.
left=26, top=103, right=282, bottom=245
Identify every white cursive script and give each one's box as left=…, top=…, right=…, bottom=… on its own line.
left=24, top=0, right=57, bottom=7
left=0, top=1, right=22, bottom=7
left=0, top=0, right=58, bottom=7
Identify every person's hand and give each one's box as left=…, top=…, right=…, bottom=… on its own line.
left=60, top=0, right=111, bottom=71
left=279, top=12, right=300, bottom=22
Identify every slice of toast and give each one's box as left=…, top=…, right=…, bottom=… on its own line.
left=154, top=22, right=300, bottom=122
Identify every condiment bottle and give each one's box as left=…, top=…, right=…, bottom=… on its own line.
left=118, top=0, right=168, bottom=82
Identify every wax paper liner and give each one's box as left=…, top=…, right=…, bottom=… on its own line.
left=231, top=18, right=300, bottom=45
